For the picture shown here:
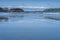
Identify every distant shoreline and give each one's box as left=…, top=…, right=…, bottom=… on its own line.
left=0, top=7, right=60, bottom=12
left=0, top=7, right=24, bottom=12
left=43, top=8, right=60, bottom=12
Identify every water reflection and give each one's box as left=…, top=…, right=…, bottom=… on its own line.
left=43, top=12, right=60, bottom=20
left=8, top=12, right=42, bottom=22
left=0, top=16, right=8, bottom=22
left=0, top=12, right=60, bottom=40
left=0, top=12, right=60, bottom=22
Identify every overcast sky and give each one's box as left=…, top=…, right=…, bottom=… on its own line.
left=0, top=0, right=60, bottom=8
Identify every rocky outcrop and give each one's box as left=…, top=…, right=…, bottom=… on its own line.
left=10, top=8, right=24, bottom=12
left=0, top=7, right=24, bottom=12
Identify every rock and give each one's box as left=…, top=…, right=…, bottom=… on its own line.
left=10, top=8, right=24, bottom=12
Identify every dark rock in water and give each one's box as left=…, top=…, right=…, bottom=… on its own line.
left=10, top=8, right=24, bottom=12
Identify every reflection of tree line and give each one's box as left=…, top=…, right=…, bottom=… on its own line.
left=0, top=16, right=8, bottom=22
left=0, top=15, right=24, bottom=22
left=10, top=14, right=24, bottom=17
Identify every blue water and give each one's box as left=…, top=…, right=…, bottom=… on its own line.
left=0, top=12, right=60, bottom=40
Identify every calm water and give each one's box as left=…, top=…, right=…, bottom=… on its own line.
left=0, top=12, right=60, bottom=40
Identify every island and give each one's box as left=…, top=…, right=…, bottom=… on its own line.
left=10, top=8, right=24, bottom=12
left=0, top=7, right=24, bottom=12
left=43, top=8, right=60, bottom=12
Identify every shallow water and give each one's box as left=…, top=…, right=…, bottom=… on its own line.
left=0, top=12, right=60, bottom=40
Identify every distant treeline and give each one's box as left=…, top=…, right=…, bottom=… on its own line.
left=43, top=8, right=60, bottom=12
left=0, top=7, right=24, bottom=12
